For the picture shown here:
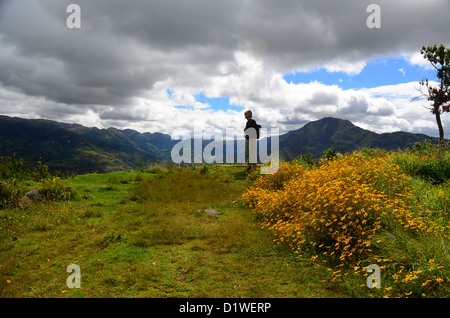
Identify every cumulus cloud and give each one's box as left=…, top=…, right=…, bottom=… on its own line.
left=0, top=0, right=450, bottom=137
left=359, top=81, right=449, bottom=136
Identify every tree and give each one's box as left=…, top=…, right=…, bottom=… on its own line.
left=414, top=44, right=450, bottom=151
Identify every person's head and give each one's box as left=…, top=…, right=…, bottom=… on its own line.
left=244, top=110, right=252, bottom=120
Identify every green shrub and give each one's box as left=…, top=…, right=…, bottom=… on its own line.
left=0, top=180, right=26, bottom=208
left=0, top=154, right=50, bottom=182
left=393, top=143, right=450, bottom=184
left=39, top=178, right=75, bottom=202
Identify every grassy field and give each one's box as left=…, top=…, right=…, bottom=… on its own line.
left=1, top=144, right=449, bottom=298
left=0, top=165, right=340, bottom=298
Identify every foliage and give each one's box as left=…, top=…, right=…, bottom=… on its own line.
left=197, top=164, right=209, bottom=174
left=322, top=147, right=339, bottom=161
left=0, top=179, right=26, bottom=209
left=0, top=154, right=50, bottom=182
left=419, top=44, right=450, bottom=105
left=298, top=153, right=315, bottom=166
left=0, top=155, right=73, bottom=208
left=243, top=151, right=449, bottom=297
left=393, top=141, right=450, bottom=184
left=39, top=178, right=75, bottom=202
left=243, top=153, right=411, bottom=264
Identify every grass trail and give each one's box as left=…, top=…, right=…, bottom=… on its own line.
left=0, top=167, right=341, bottom=297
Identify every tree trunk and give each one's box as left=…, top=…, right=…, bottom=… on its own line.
left=435, top=110, right=445, bottom=152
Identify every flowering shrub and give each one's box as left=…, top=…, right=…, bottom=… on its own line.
left=244, top=154, right=413, bottom=264
left=243, top=152, right=449, bottom=297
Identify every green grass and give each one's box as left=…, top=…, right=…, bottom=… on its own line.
left=0, top=166, right=340, bottom=298
left=2, top=145, right=448, bottom=298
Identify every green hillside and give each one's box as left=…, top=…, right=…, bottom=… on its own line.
left=0, top=116, right=169, bottom=174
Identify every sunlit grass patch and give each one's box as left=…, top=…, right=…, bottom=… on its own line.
left=2, top=165, right=337, bottom=298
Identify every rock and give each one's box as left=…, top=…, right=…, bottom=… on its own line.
left=19, top=189, right=41, bottom=207
left=25, top=189, right=40, bottom=201
left=204, top=207, right=221, bottom=216
left=19, top=195, right=32, bottom=208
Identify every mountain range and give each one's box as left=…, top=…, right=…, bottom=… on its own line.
left=278, top=117, right=437, bottom=160
left=0, top=115, right=437, bottom=174
left=0, top=115, right=175, bottom=174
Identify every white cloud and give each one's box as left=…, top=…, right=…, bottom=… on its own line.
left=324, top=60, right=367, bottom=76
left=408, top=52, right=434, bottom=69
left=360, top=82, right=449, bottom=136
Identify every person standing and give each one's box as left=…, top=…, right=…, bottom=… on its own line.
left=244, top=110, right=258, bottom=169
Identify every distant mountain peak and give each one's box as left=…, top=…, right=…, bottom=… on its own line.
left=279, top=117, right=436, bottom=160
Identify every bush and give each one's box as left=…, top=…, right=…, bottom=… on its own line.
left=0, top=154, right=29, bottom=181
left=39, top=178, right=75, bottom=202
left=198, top=164, right=209, bottom=174
left=244, top=153, right=412, bottom=265
left=0, top=180, right=26, bottom=209
left=0, top=154, right=50, bottom=182
left=243, top=152, right=449, bottom=297
left=1, top=155, right=74, bottom=208
left=393, top=142, right=450, bottom=184
left=394, top=153, right=450, bottom=184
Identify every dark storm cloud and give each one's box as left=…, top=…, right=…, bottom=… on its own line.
left=251, top=0, right=450, bottom=72
left=0, top=1, right=223, bottom=105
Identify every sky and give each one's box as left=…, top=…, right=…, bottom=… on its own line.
left=0, top=0, right=450, bottom=138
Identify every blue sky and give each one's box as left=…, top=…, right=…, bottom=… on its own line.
left=193, top=93, right=244, bottom=112
left=171, top=90, right=245, bottom=112
left=284, top=56, right=436, bottom=90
